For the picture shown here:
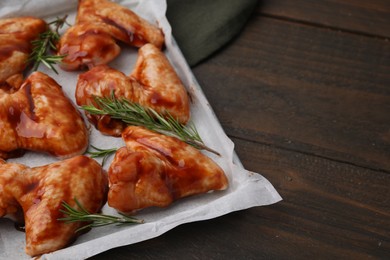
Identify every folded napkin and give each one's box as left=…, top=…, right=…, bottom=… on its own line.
left=166, top=0, right=258, bottom=66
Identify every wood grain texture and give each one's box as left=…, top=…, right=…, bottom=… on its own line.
left=233, top=138, right=390, bottom=258
left=260, top=0, right=390, bottom=38
left=192, top=15, right=390, bottom=172
left=91, top=138, right=390, bottom=259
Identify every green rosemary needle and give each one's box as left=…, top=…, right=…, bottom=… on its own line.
left=81, top=94, right=220, bottom=155
left=87, top=145, right=118, bottom=167
left=58, top=198, right=143, bottom=233
left=28, top=15, right=68, bottom=73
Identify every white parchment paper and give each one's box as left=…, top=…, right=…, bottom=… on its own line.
left=0, top=0, right=282, bottom=259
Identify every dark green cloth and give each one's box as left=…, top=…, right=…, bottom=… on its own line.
left=166, top=0, right=258, bottom=67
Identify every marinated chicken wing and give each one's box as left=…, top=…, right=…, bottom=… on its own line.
left=108, top=126, right=228, bottom=213
left=58, top=0, right=164, bottom=70
left=0, top=71, right=88, bottom=159
left=0, top=155, right=107, bottom=256
left=76, top=43, right=190, bottom=136
left=0, top=17, right=47, bottom=83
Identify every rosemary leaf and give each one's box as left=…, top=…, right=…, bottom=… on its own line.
left=58, top=198, right=143, bottom=233
left=28, top=15, right=68, bottom=73
left=87, top=145, right=118, bottom=167
left=81, top=94, right=220, bottom=155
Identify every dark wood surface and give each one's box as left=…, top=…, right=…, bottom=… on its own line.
left=92, top=1, right=390, bottom=259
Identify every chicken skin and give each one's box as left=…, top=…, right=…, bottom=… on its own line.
left=0, top=71, right=88, bottom=159
left=76, top=43, right=190, bottom=136
left=108, top=126, right=228, bottom=213
left=0, top=17, right=47, bottom=83
left=58, top=0, right=164, bottom=70
left=0, top=155, right=107, bottom=257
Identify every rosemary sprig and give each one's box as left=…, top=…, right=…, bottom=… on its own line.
left=81, top=94, right=220, bottom=155
left=87, top=145, right=118, bottom=166
left=28, top=15, right=68, bottom=73
left=58, top=198, right=143, bottom=233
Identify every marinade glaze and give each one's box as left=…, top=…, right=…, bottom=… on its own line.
left=58, top=0, right=164, bottom=70
left=0, top=72, right=88, bottom=159
left=0, top=17, right=47, bottom=82
left=0, top=156, right=107, bottom=256
left=76, top=44, right=190, bottom=136
left=108, top=126, right=228, bottom=213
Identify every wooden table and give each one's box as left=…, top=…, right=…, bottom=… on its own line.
left=93, top=1, right=390, bottom=259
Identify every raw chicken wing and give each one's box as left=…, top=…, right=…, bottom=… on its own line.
left=0, top=71, right=88, bottom=159
left=76, top=43, right=190, bottom=136
left=108, top=126, right=228, bottom=213
left=0, top=17, right=47, bottom=82
left=58, top=0, right=164, bottom=70
left=0, top=155, right=107, bottom=256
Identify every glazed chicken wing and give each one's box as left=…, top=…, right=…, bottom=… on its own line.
left=0, top=17, right=47, bottom=83
left=108, top=126, right=228, bottom=213
left=58, top=0, right=164, bottom=70
left=0, top=155, right=107, bottom=257
left=76, top=43, right=190, bottom=136
left=0, top=71, right=88, bottom=159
